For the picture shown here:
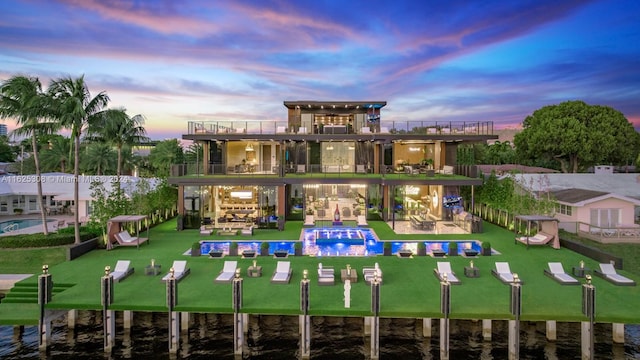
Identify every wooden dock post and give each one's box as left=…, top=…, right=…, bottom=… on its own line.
left=370, top=273, right=381, bottom=360
left=422, top=318, right=432, bottom=337
left=581, top=275, right=596, bottom=360
left=101, top=266, right=115, bottom=352
left=612, top=323, right=624, bottom=343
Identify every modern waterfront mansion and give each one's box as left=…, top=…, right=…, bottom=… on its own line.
left=169, top=101, right=497, bottom=231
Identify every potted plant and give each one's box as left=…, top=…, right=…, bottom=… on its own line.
left=229, top=242, right=238, bottom=256
left=481, top=241, right=492, bottom=256
left=417, top=241, right=426, bottom=256
left=383, top=241, right=392, bottom=256
left=260, top=241, right=270, bottom=256
left=448, top=241, right=458, bottom=256
left=294, top=241, right=303, bottom=256
left=191, top=241, right=201, bottom=257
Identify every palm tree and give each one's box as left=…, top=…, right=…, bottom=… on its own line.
left=0, top=75, right=58, bottom=235
left=87, top=108, right=149, bottom=177
left=48, top=75, right=109, bottom=244
left=81, top=143, right=116, bottom=175
left=39, top=135, right=72, bottom=172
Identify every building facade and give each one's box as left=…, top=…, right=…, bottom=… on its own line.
left=169, top=100, right=497, bottom=229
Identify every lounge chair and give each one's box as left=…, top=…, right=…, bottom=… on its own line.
left=363, top=263, right=383, bottom=284
left=544, top=262, right=579, bottom=285
left=594, top=263, right=636, bottom=286
left=271, top=261, right=292, bottom=284
left=161, top=260, right=191, bottom=282
left=516, top=232, right=554, bottom=247
left=317, top=263, right=335, bottom=286
left=111, top=260, right=134, bottom=282
left=303, top=215, right=315, bottom=227
left=356, top=215, right=368, bottom=227
left=433, top=262, right=461, bottom=284
left=214, top=261, right=238, bottom=283
left=114, top=230, right=149, bottom=249
left=200, top=226, right=213, bottom=236
left=491, top=262, right=520, bottom=284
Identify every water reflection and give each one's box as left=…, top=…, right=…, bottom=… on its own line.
left=0, top=311, right=638, bottom=359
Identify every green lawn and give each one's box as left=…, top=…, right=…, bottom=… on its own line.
left=1, top=219, right=639, bottom=326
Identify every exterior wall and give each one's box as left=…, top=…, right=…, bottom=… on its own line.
left=575, top=198, right=636, bottom=225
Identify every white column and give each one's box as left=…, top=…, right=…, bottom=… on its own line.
left=612, top=323, right=625, bottom=344
left=364, top=316, right=371, bottom=335
left=482, top=319, right=492, bottom=341
left=581, top=321, right=593, bottom=360
left=508, top=320, right=519, bottom=360
left=422, top=318, right=432, bottom=337
left=67, top=309, right=77, bottom=329
left=181, top=312, right=189, bottom=333
left=546, top=320, right=557, bottom=341
left=123, top=310, right=133, bottom=330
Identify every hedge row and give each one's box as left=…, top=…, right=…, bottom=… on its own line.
left=0, top=229, right=100, bottom=248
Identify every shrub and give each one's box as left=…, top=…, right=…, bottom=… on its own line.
left=191, top=242, right=201, bottom=257
left=448, top=241, right=458, bottom=256
left=0, top=232, right=96, bottom=248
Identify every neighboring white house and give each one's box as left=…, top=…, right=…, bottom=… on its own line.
left=0, top=173, right=160, bottom=219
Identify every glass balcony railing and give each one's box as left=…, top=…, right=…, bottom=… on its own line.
left=187, top=120, right=494, bottom=136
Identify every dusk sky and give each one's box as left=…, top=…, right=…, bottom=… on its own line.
left=1, top=0, right=639, bottom=140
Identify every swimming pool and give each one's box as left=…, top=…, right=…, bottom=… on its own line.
left=197, top=227, right=483, bottom=256
left=0, top=219, right=48, bottom=234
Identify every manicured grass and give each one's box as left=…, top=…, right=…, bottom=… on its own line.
left=1, top=219, right=639, bottom=326
left=0, top=247, right=68, bottom=274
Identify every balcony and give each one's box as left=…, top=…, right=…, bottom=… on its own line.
left=186, top=120, right=494, bottom=136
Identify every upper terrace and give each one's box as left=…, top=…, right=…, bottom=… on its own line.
left=185, top=120, right=495, bottom=138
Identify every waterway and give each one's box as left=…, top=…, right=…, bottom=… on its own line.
left=1, top=311, right=639, bottom=359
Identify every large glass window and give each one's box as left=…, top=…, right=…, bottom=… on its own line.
left=321, top=142, right=355, bottom=172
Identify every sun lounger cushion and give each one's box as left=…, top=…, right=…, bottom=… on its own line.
left=271, top=261, right=292, bottom=284
left=543, top=262, right=579, bottom=285
left=214, top=261, right=238, bottom=283
left=594, top=263, right=636, bottom=286
left=111, top=260, right=134, bottom=282
left=162, top=260, right=191, bottom=282
left=433, top=262, right=461, bottom=284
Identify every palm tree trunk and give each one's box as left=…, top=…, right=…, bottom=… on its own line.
left=117, top=145, right=122, bottom=178
left=32, top=135, right=49, bottom=236
left=74, top=133, right=80, bottom=244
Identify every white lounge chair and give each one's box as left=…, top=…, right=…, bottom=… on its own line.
left=162, top=260, right=191, bottom=282
left=433, top=262, right=461, bottom=284
left=111, top=260, right=134, bottom=282
left=544, top=262, right=579, bottom=285
left=317, top=263, right=335, bottom=286
left=200, top=226, right=213, bottom=236
left=356, top=215, right=368, bottom=227
left=594, top=263, right=636, bottom=286
left=363, top=263, right=383, bottom=284
left=303, top=215, right=315, bottom=227
left=271, top=261, right=292, bottom=284
left=492, top=262, right=518, bottom=284
left=114, top=230, right=149, bottom=249
left=214, top=261, right=238, bottom=283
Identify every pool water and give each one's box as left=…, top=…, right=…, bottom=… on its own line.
left=0, top=219, right=47, bottom=234
left=198, top=228, right=483, bottom=256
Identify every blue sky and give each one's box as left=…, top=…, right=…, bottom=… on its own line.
left=1, top=0, right=638, bottom=140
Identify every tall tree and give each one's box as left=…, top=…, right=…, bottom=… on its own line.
left=87, top=108, right=149, bottom=177
left=148, top=139, right=184, bottom=177
left=48, top=75, right=110, bottom=244
left=0, top=75, right=58, bottom=235
left=514, top=101, right=640, bottom=173
left=39, top=135, right=72, bottom=172
left=81, top=143, right=117, bottom=175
